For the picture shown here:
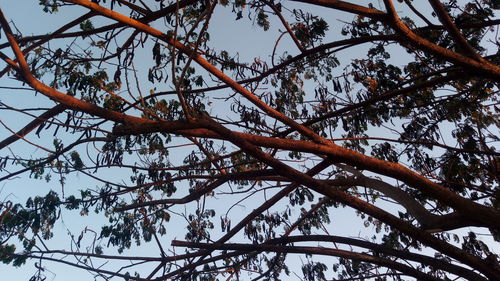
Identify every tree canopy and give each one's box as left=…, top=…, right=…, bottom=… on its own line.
left=0, top=0, right=499, bottom=280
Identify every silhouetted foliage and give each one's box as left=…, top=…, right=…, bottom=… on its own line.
left=0, top=1, right=499, bottom=280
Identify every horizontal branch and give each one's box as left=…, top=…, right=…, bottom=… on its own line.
left=172, top=235, right=487, bottom=281
left=269, top=235, right=487, bottom=281
left=291, top=0, right=389, bottom=21
left=171, top=240, right=444, bottom=281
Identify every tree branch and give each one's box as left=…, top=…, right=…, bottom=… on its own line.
left=427, top=0, right=484, bottom=61
left=172, top=240, right=446, bottom=281
left=0, top=104, right=66, bottom=150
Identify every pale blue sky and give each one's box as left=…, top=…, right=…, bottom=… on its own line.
left=0, top=2, right=351, bottom=280
left=1, top=1, right=497, bottom=281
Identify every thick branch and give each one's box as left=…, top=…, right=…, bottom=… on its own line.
left=192, top=116, right=499, bottom=279
left=325, top=172, right=482, bottom=231
left=383, top=0, right=500, bottom=79
left=113, top=123, right=500, bottom=231
left=427, top=0, right=484, bottom=60
left=62, top=0, right=330, bottom=146
left=294, top=0, right=500, bottom=78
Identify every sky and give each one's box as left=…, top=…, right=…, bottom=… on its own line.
left=1, top=1, right=498, bottom=281
left=0, top=2, right=354, bottom=280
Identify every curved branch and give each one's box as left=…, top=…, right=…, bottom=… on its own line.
left=404, top=0, right=436, bottom=27
left=114, top=178, right=227, bottom=211
left=0, top=11, right=95, bottom=78
left=327, top=164, right=483, bottom=231
left=283, top=71, right=461, bottom=136
left=0, top=137, right=108, bottom=182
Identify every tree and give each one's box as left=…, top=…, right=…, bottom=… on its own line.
left=0, top=0, right=499, bottom=280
